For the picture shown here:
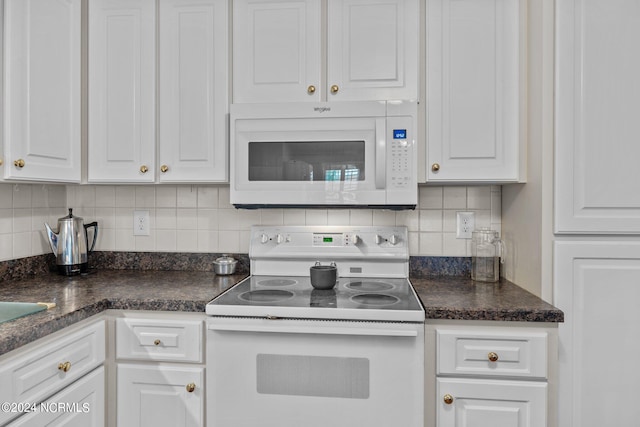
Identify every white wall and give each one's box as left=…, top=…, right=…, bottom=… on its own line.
left=0, top=183, right=501, bottom=261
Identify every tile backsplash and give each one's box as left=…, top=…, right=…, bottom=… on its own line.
left=0, top=183, right=501, bottom=262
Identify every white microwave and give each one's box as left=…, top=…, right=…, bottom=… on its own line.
left=230, top=101, right=417, bottom=209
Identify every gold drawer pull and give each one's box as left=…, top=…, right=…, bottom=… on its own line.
left=160, top=165, right=169, bottom=173
left=307, top=85, right=316, bottom=94
left=488, top=352, right=499, bottom=362
left=140, top=165, right=149, bottom=173
left=58, top=361, right=71, bottom=372
left=186, top=383, right=196, bottom=393
left=330, top=84, right=339, bottom=94
left=154, top=339, right=161, bottom=346
left=14, top=159, right=25, bottom=168
left=431, top=163, right=440, bottom=172
left=443, top=394, right=454, bottom=405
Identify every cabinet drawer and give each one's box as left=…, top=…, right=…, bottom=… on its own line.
left=0, top=320, right=106, bottom=425
left=8, top=366, right=105, bottom=427
left=116, top=318, right=203, bottom=363
left=437, top=329, right=548, bottom=379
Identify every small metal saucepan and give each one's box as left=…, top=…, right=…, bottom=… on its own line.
left=213, top=255, right=238, bottom=275
left=310, top=261, right=337, bottom=290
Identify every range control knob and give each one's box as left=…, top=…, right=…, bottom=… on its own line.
left=276, top=234, right=285, bottom=244
left=351, top=234, right=359, bottom=245
left=375, top=234, right=383, bottom=245
left=260, top=233, right=269, bottom=244
left=389, top=235, right=399, bottom=245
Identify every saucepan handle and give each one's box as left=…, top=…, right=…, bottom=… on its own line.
left=84, top=222, right=99, bottom=253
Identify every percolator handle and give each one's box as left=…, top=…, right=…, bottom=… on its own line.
left=84, top=222, right=99, bottom=253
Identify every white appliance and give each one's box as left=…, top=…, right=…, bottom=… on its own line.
left=230, top=101, right=418, bottom=209
left=206, top=226, right=424, bottom=427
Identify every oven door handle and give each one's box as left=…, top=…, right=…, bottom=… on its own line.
left=208, top=323, right=418, bottom=337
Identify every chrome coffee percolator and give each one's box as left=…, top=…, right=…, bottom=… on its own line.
left=471, top=228, right=504, bottom=282
left=45, top=209, right=98, bottom=275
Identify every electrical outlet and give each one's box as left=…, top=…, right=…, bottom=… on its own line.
left=133, top=210, right=150, bottom=236
left=456, top=211, right=475, bottom=239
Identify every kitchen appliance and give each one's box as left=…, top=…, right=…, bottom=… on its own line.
left=206, top=226, right=424, bottom=427
left=45, top=209, right=98, bottom=275
left=230, top=101, right=417, bottom=209
left=212, top=255, right=238, bottom=275
left=309, top=261, right=337, bottom=289
left=471, top=227, right=504, bottom=282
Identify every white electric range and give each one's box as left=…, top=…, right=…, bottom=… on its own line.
left=206, top=226, right=425, bottom=427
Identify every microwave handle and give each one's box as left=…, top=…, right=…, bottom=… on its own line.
left=375, top=118, right=386, bottom=189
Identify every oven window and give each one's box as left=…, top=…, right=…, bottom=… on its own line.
left=256, top=354, right=370, bottom=399
left=248, top=141, right=365, bottom=182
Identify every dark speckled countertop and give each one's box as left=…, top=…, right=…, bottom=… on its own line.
left=0, top=268, right=563, bottom=356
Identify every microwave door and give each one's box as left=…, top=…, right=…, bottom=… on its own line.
left=232, top=122, right=386, bottom=207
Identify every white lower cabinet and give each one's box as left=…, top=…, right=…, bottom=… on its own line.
left=0, top=319, right=106, bottom=426
left=426, top=321, right=557, bottom=427
left=114, top=313, right=206, bottom=427
left=8, top=366, right=105, bottom=427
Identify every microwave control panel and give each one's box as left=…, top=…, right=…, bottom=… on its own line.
left=388, top=116, right=414, bottom=189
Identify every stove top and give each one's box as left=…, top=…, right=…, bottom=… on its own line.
left=205, top=225, right=425, bottom=322
left=206, top=275, right=424, bottom=322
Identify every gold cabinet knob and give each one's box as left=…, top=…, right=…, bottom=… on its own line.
left=488, top=352, right=499, bottom=362
left=0, top=159, right=3, bottom=166
left=330, top=84, right=339, bottom=94
left=431, top=163, right=440, bottom=172
left=58, top=361, right=72, bottom=372
left=443, top=394, right=454, bottom=405
left=160, top=165, right=169, bottom=173
left=14, top=159, right=25, bottom=168
left=154, top=339, right=161, bottom=346
left=307, top=85, right=316, bottom=94
left=186, top=383, right=196, bottom=393
left=140, top=165, right=149, bottom=173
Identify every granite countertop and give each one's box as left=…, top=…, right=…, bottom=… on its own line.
left=0, top=270, right=563, bottom=356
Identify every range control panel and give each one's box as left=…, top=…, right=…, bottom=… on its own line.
left=249, top=226, right=409, bottom=277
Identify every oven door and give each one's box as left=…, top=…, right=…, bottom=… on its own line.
left=206, top=317, right=424, bottom=427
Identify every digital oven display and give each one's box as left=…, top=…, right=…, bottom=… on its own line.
left=313, top=233, right=342, bottom=246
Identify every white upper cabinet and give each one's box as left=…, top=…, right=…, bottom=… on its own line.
left=158, top=0, right=228, bottom=182
left=88, top=0, right=228, bottom=183
left=232, top=0, right=418, bottom=103
left=3, top=0, right=81, bottom=183
left=555, top=0, right=640, bottom=233
left=88, top=0, right=156, bottom=183
left=425, top=0, right=523, bottom=183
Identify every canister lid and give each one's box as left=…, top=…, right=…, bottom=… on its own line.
left=214, top=255, right=237, bottom=265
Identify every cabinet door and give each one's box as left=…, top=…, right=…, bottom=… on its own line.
left=327, top=0, right=418, bottom=101
left=118, top=364, right=204, bottom=427
left=555, top=241, right=640, bottom=427
left=437, top=377, right=547, bottom=427
left=8, top=366, right=105, bottom=427
left=88, top=0, right=156, bottom=183
left=555, top=0, right=640, bottom=233
left=232, top=0, right=322, bottom=103
left=3, top=0, right=81, bottom=182
left=426, top=0, right=522, bottom=182
left=158, top=0, right=228, bottom=182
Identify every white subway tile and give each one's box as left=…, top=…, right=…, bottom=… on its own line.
left=218, top=186, right=233, bottom=209
left=32, top=230, right=49, bottom=256
left=349, top=209, right=373, bottom=226
left=0, top=209, right=12, bottom=234
left=419, top=232, right=443, bottom=256
left=218, top=209, right=240, bottom=230
left=12, top=185, right=32, bottom=209
left=176, top=208, right=198, bottom=230
left=395, top=210, right=419, bottom=231
left=95, top=186, right=116, bottom=208
left=115, top=230, right=135, bottom=251
left=13, top=209, right=31, bottom=233
left=135, top=186, right=156, bottom=208
left=198, top=231, right=219, bottom=252
left=176, top=229, right=199, bottom=252
left=283, top=209, right=306, bottom=225
left=197, top=209, right=219, bottom=231
left=156, top=230, right=177, bottom=252
left=135, top=234, right=156, bottom=251
left=419, top=186, right=443, bottom=209
left=0, top=234, right=13, bottom=261
left=75, top=186, right=96, bottom=209
left=156, top=208, right=177, bottom=230
left=177, top=186, right=198, bottom=208
left=95, top=207, right=116, bottom=230
left=238, top=209, right=261, bottom=230
left=260, top=209, right=284, bottom=225
left=373, top=210, right=396, bottom=226
left=467, top=186, right=491, bottom=210
left=218, top=230, right=239, bottom=253
left=419, top=210, right=443, bottom=232
left=156, top=186, right=177, bottom=208
left=115, top=187, right=135, bottom=208
left=239, top=230, right=252, bottom=253
left=443, top=187, right=466, bottom=209
left=115, top=208, right=135, bottom=230
left=443, top=210, right=457, bottom=232
left=48, top=185, right=67, bottom=208
left=327, top=210, right=350, bottom=226
left=305, top=210, right=328, bottom=225
left=197, top=186, right=219, bottom=208
left=13, top=232, right=32, bottom=258
left=491, top=191, right=502, bottom=224
left=0, top=185, right=13, bottom=209
left=96, top=228, right=116, bottom=251
left=443, top=232, right=467, bottom=256
left=31, top=185, right=49, bottom=208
